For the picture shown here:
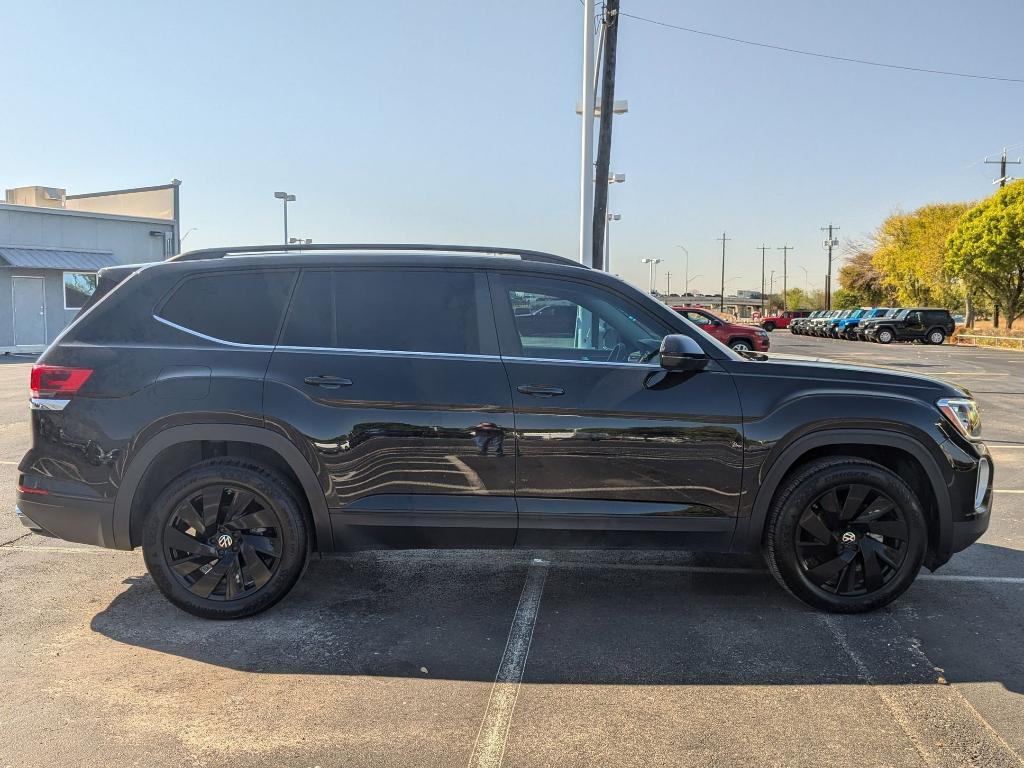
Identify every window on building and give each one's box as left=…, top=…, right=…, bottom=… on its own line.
left=158, top=269, right=297, bottom=345
left=63, top=272, right=99, bottom=310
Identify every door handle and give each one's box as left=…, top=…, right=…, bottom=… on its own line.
left=517, top=384, right=565, bottom=397
left=303, top=375, right=353, bottom=389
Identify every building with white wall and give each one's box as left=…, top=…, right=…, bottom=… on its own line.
left=0, top=182, right=180, bottom=352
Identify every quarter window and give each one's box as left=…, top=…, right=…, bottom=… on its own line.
left=63, top=272, right=98, bottom=310
left=159, top=270, right=297, bottom=345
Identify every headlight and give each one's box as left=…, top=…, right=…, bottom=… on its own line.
left=756, top=330, right=768, bottom=337
left=937, top=397, right=981, bottom=439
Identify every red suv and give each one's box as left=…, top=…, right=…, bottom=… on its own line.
left=759, top=309, right=812, bottom=332
left=671, top=306, right=770, bottom=352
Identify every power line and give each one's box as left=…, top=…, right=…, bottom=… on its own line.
left=618, top=11, right=1024, bottom=84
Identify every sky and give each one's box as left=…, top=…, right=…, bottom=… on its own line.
left=4, top=0, right=1024, bottom=295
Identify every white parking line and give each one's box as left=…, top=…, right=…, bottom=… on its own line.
left=467, top=559, right=548, bottom=768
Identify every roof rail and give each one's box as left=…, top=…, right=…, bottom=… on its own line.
left=169, top=243, right=586, bottom=268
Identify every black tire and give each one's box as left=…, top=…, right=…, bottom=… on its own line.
left=763, top=457, right=926, bottom=613
left=729, top=338, right=753, bottom=352
left=927, top=328, right=945, bottom=345
left=763, top=322, right=775, bottom=332
left=142, top=459, right=309, bottom=619
left=876, top=328, right=894, bottom=344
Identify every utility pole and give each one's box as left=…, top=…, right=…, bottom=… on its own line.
left=778, top=244, right=794, bottom=311
left=665, top=271, right=672, bottom=295
left=986, top=147, right=1022, bottom=188
left=717, top=232, right=731, bottom=311
left=820, top=224, right=839, bottom=309
left=577, top=0, right=597, bottom=266
left=591, top=0, right=620, bottom=270
left=757, top=244, right=771, bottom=314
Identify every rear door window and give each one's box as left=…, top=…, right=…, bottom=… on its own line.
left=158, top=269, right=297, bottom=345
left=281, top=268, right=496, bottom=355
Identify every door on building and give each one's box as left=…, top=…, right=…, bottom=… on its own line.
left=13, top=277, right=46, bottom=347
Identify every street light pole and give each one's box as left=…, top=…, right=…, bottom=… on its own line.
left=675, top=245, right=689, bottom=295
left=605, top=212, right=620, bottom=271
left=274, top=191, right=296, bottom=245
left=641, top=258, right=662, bottom=294
left=577, top=0, right=597, bottom=266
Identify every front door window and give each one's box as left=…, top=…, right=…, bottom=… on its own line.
left=504, top=280, right=671, bottom=364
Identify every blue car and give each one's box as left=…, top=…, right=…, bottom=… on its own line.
left=827, top=308, right=864, bottom=337
left=844, top=307, right=896, bottom=340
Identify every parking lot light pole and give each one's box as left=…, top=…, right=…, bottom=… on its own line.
left=274, top=191, right=296, bottom=245
left=605, top=212, right=621, bottom=271
left=676, top=245, right=690, bottom=293
left=642, top=257, right=662, bottom=294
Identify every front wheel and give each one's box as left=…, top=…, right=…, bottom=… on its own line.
left=764, top=457, right=926, bottom=613
left=142, top=459, right=309, bottom=619
left=729, top=339, right=752, bottom=352
left=876, top=329, right=894, bottom=344
left=927, top=329, right=946, bottom=345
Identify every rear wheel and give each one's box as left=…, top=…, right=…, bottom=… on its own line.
left=764, top=457, right=926, bottom=613
left=927, top=328, right=945, bottom=345
left=142, top=459, right=309, bottom=619
left=763, top=322, right=775, bottom=332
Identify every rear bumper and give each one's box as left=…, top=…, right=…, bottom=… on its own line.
left=14, top=494, right=116, bottom=548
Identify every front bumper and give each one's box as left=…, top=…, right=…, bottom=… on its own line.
left=938, top=438, right=993, bottom=561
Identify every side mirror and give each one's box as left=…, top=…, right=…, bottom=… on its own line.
left=659, top=334, right=708, bottom=372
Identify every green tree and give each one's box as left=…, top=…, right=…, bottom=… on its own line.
left=831, top=289, right=862, bottom=309
left=947, top=181, right=1024, bottom=329
left=871, top=203, right=971, bottom=309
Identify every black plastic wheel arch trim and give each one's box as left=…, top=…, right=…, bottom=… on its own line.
left=112, top=424, right=332, bottom=552
left=732, top=428, right=951, bottom=564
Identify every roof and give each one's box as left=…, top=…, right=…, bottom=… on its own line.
left=0, top=245, right=120, bottom=271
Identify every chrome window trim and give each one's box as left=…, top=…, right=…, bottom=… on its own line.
left=273, top=345, right=501, bottom=363
left=154, top=314, right=662, bottom=369
left=152, top=315, right=274, bottom=349
left=503, top=355, right=661, bottom=370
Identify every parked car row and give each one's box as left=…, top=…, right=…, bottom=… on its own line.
left=788, top=307, right=956, bottom=345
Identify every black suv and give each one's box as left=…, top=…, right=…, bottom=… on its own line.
left=862, top=307, right=955, bottom=345
left=16, top=245, right=992, bottom=618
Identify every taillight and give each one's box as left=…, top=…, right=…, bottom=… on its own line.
left=30, top=365, right=93, bottom=400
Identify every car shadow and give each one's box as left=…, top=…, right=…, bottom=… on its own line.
left=90, top=544, right=1024, bottom=692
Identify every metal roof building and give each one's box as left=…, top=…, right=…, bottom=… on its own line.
left=0, top=182, right=180, bottom=352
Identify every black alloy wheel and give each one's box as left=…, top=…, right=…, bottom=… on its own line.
left=764, top=456, right=926, bottom=612
left=143, top=459, right=309, bottom=619
left=163, top=484, right=283, bottom=601
left=793, top=484, right=908, bottom=596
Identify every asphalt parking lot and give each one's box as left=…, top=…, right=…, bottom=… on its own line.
left=1, top=336, right=1023, bottom=768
